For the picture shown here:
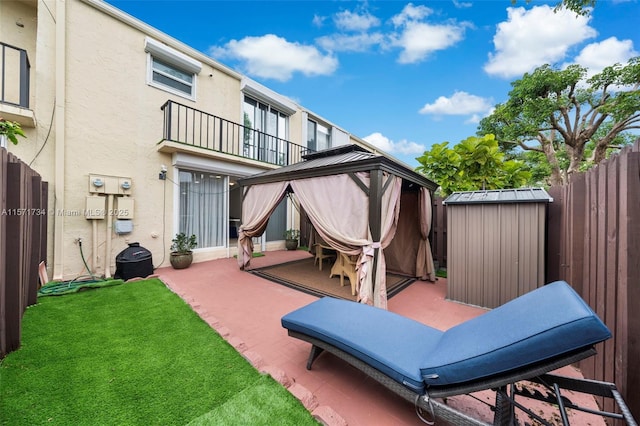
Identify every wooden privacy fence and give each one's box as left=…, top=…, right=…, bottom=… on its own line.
left=429, top=142, right=638, bottom=418
left=0, top=148, right=48, bottom=358
left=546, top=140, right=640, bottom=420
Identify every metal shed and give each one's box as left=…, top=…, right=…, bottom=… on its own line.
left=443, top=188, right=553, bottom=309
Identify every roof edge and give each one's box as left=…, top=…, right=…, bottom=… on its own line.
left=81, top=0, right=242, bottom=80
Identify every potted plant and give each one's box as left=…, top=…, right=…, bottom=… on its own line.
left=170, top=232, right=197, bottom=269
left=284, top=229, right=300, bottom=251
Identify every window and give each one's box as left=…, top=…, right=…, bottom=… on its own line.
left=145, top=38, right=201, bottom=100
left=307, top=119, right=330, bottom=152
left=151, top=58, right=194, bottom=96
left=243, top=96, right=289, bottom=164
left=178, top=169, right=226, bottom=248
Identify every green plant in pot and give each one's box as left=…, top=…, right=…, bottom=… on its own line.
left=170, top=233, right=197, bottom=269
left=284, top=229, right=300, bottom=251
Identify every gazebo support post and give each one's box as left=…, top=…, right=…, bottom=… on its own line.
left=369, top=168, right=383, bottom=298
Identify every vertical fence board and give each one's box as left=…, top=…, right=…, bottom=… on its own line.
left=569, top=174, right=586, bottom=292
left=431, top=197, right=446, bottom=268
left=545, top=186, right=562, bottom=283
left=0, top=149, right=7, bottom=357
left=40, top=182, right=49, bottom=275
left=601, top=157, right=617, bottom=415
left=28, top=175, right=42, bottom=304
left=4, top=161, right=25, bottom=354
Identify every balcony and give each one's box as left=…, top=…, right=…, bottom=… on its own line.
left=0, top=42, right=34, bottom=127
left=159, top=100, right=312, bottom=167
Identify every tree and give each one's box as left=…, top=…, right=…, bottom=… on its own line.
left=553, top=0, right=595, bottom=15
left=516, top=0, right=596, bottom=16
left=415, top=134, right=531, bottom=196
left=478, top=58, right=640, bottom=186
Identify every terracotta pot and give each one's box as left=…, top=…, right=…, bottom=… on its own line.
left=170, top=252, right=193, bottom=269
left=285, top=239, right=299, bottom=251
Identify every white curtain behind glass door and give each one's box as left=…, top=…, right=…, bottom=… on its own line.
left=179, top=170, right=225, bottom=248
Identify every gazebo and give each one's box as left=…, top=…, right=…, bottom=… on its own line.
left=236, top=145, right=438, bottom=309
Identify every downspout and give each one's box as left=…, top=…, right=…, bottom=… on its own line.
left=225, top=176, right=230, bottom=258
left=52, top=0, right=66, bottom=280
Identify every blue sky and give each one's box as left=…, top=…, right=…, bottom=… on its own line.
left=106, top=0, right=639, bottom=167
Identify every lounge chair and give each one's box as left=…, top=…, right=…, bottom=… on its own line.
left=281, top=281, right=637, bottom=425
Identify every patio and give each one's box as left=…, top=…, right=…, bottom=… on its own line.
left=156, top=250, right=605, bottom=426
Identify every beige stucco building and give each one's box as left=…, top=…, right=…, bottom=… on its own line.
left=1, top=0, right=395, bottom=281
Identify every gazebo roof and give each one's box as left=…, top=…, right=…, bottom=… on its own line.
left=237, top=145, right=437, bottom=191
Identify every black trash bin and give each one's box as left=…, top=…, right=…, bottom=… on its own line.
left=114, top=242, right=153, bottom=280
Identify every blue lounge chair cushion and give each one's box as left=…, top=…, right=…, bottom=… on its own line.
left=420, top=281, right=611, bottom=386
left=282, top=297, right=442, bottom=393
left=281, top=281, right=611, bottom=391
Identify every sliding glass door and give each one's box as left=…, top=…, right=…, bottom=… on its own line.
left=178, top=169, right=226, bottom=248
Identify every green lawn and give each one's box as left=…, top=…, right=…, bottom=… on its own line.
left=0, top=278, right=318, bottom=426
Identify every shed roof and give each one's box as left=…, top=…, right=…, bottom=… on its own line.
left=443, top=188, right=553, bottom=205
left=238, top=145, right=438, bottom=190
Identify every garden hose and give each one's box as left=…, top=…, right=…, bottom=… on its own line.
left=37, top=278, right=124, bottom=297
left=37, top=240, right=125, bottom=296
left=78, top=239, right=97, bottom=280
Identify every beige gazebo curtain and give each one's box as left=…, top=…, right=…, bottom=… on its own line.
left=290, top=172, right=402, bottom=308
left=416, top=187, right=436, bottom=281
left=237, top=181, right=289, bottom=270
left=370, top=173, right=402, bottom=307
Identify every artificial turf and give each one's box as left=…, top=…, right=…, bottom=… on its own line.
left=0, top=278, right=318, bottom=425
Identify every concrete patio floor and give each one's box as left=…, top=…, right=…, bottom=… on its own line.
left=156, top=250, right=605, bottom=426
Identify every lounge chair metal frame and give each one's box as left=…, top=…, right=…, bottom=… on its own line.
left=289, top=330, right=637, bottom=426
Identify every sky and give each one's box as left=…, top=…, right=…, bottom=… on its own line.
left=106, top=0, right=639, bottom=167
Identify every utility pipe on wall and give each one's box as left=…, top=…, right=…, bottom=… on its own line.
left=52, top=0, right=67, bottom=280
left=105, top=194, right=114, bottom=278
left=92, top=219, right=98, bottom=275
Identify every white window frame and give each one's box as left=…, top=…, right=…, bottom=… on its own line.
left=145, top=38, right=202, bottom=101
left=307, top=117, right=331, bottom=151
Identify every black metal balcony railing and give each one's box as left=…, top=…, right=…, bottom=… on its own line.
left=161, top=100, right=312, bottom=167
left=0, top=42, right=30, bottom=108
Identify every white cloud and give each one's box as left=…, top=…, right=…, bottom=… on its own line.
left=453, top=0, right=473, bottom=9
left=391, top=4, right=433, bottom=27
left=209, top=34, right=338, bottom=81
left=363, top=132, right=426, bottom=155
left=334, top=10, right=380, bottom=32
left=312, top=14, right=326, bottom=28
left=314, top=3, right=470, bottom=65
left=392, top=21, right=468, bottom=64
left=388, top=4, right=468, bottom=64
left=316, top=32, right=385, bottom=53
left=484, top=5, right=597, bottom=78
left=419, top=91, right=493, bottom=116
left=573, top=37, right=638, bottom=77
